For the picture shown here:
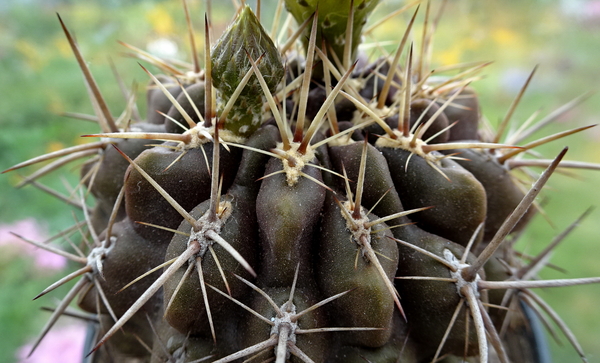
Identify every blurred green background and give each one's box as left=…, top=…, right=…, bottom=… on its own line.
left=1, top=0, right=599, bottom=362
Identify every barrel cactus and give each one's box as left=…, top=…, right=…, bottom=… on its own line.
left=5, top=1, right=600, bottom=362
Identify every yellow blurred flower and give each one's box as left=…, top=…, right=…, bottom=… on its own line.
left=46, top=141, right=66, bottom=153
left=437, top=47, right=462, bottom=66
left=491, top=27, right=518, bottom=47
left=15, top=39, right=45, bottom=71
left=146, top=5, right=175, bottom=36
left=52, top=37, right=72, bottom=58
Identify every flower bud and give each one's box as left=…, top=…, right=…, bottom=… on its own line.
left=284, top=0, right=380, bottom=65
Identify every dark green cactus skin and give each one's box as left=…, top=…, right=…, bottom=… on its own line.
left=329, top=142, right=406, bottom=223
left=329, top=312, right=421, bottom=363
left=124, top=144, right=241, bottom=241
left=409, top=99, right=451, bottom=144
left=164, top=82, right=205, bottom=134
left=393, top=227, right=482, bottom=356
left=149, top=318, right=215, bottom=363
left=163, top=191, right=258, bottom=335
left=380, top=147, right=487, bottom=246
left=77, top=217, right=165, bottom=317
left=442, top=147, right=534, bottom=243
left=256, top=158, right=325, bottom=288
left=483, top=251, right=512, bottom=313
left=443, top=87, right=481, bottom=142
left=146, top=75, right=184, bottom=125
left=317, top=193, right=398, bottom=347
left=232, top=124, right=281, bottom=192
left=82, top=122, right=165, bottom=233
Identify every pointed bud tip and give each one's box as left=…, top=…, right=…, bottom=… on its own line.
left=211, top=5, right=283, bottom=97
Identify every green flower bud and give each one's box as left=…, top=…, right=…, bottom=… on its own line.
left=211, top=5, right=284, bottom=137
left=284, top=0, right=380, bottom=66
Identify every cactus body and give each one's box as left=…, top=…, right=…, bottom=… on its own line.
left=6, top=2, right=600, bottom=363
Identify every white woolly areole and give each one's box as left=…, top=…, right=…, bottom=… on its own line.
left=375, top=129, right=443, bottom=165
left=270, top=304, right=298, bottom=343
left=341, top=200, right=372, bottom=258
left=183, top=70, right=204, bottom=83
left=275, top=141, right=315, bottom=186
left=186, top=200, right=233, bottom=259
left=443, top=248, right=481, bottom=300
left=181, top=125, right=246, bottom=151
left=87, top=236, right=116, bottom=276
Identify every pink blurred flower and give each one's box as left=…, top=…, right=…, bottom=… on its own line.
left=16, top=321, right=87, bottom=363
left=0, top=218, right=67, bottom=271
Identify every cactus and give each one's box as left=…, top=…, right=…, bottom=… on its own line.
left=5, top=1, right=600, bottom=362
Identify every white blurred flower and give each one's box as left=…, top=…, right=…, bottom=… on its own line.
left=147, top=37, right=179, bottom=59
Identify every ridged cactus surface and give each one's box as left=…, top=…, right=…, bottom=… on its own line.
left=5, top=1, right=600, bottom=362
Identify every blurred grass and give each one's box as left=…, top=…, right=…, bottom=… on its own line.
left=1, top=0, right=599, bottom=362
